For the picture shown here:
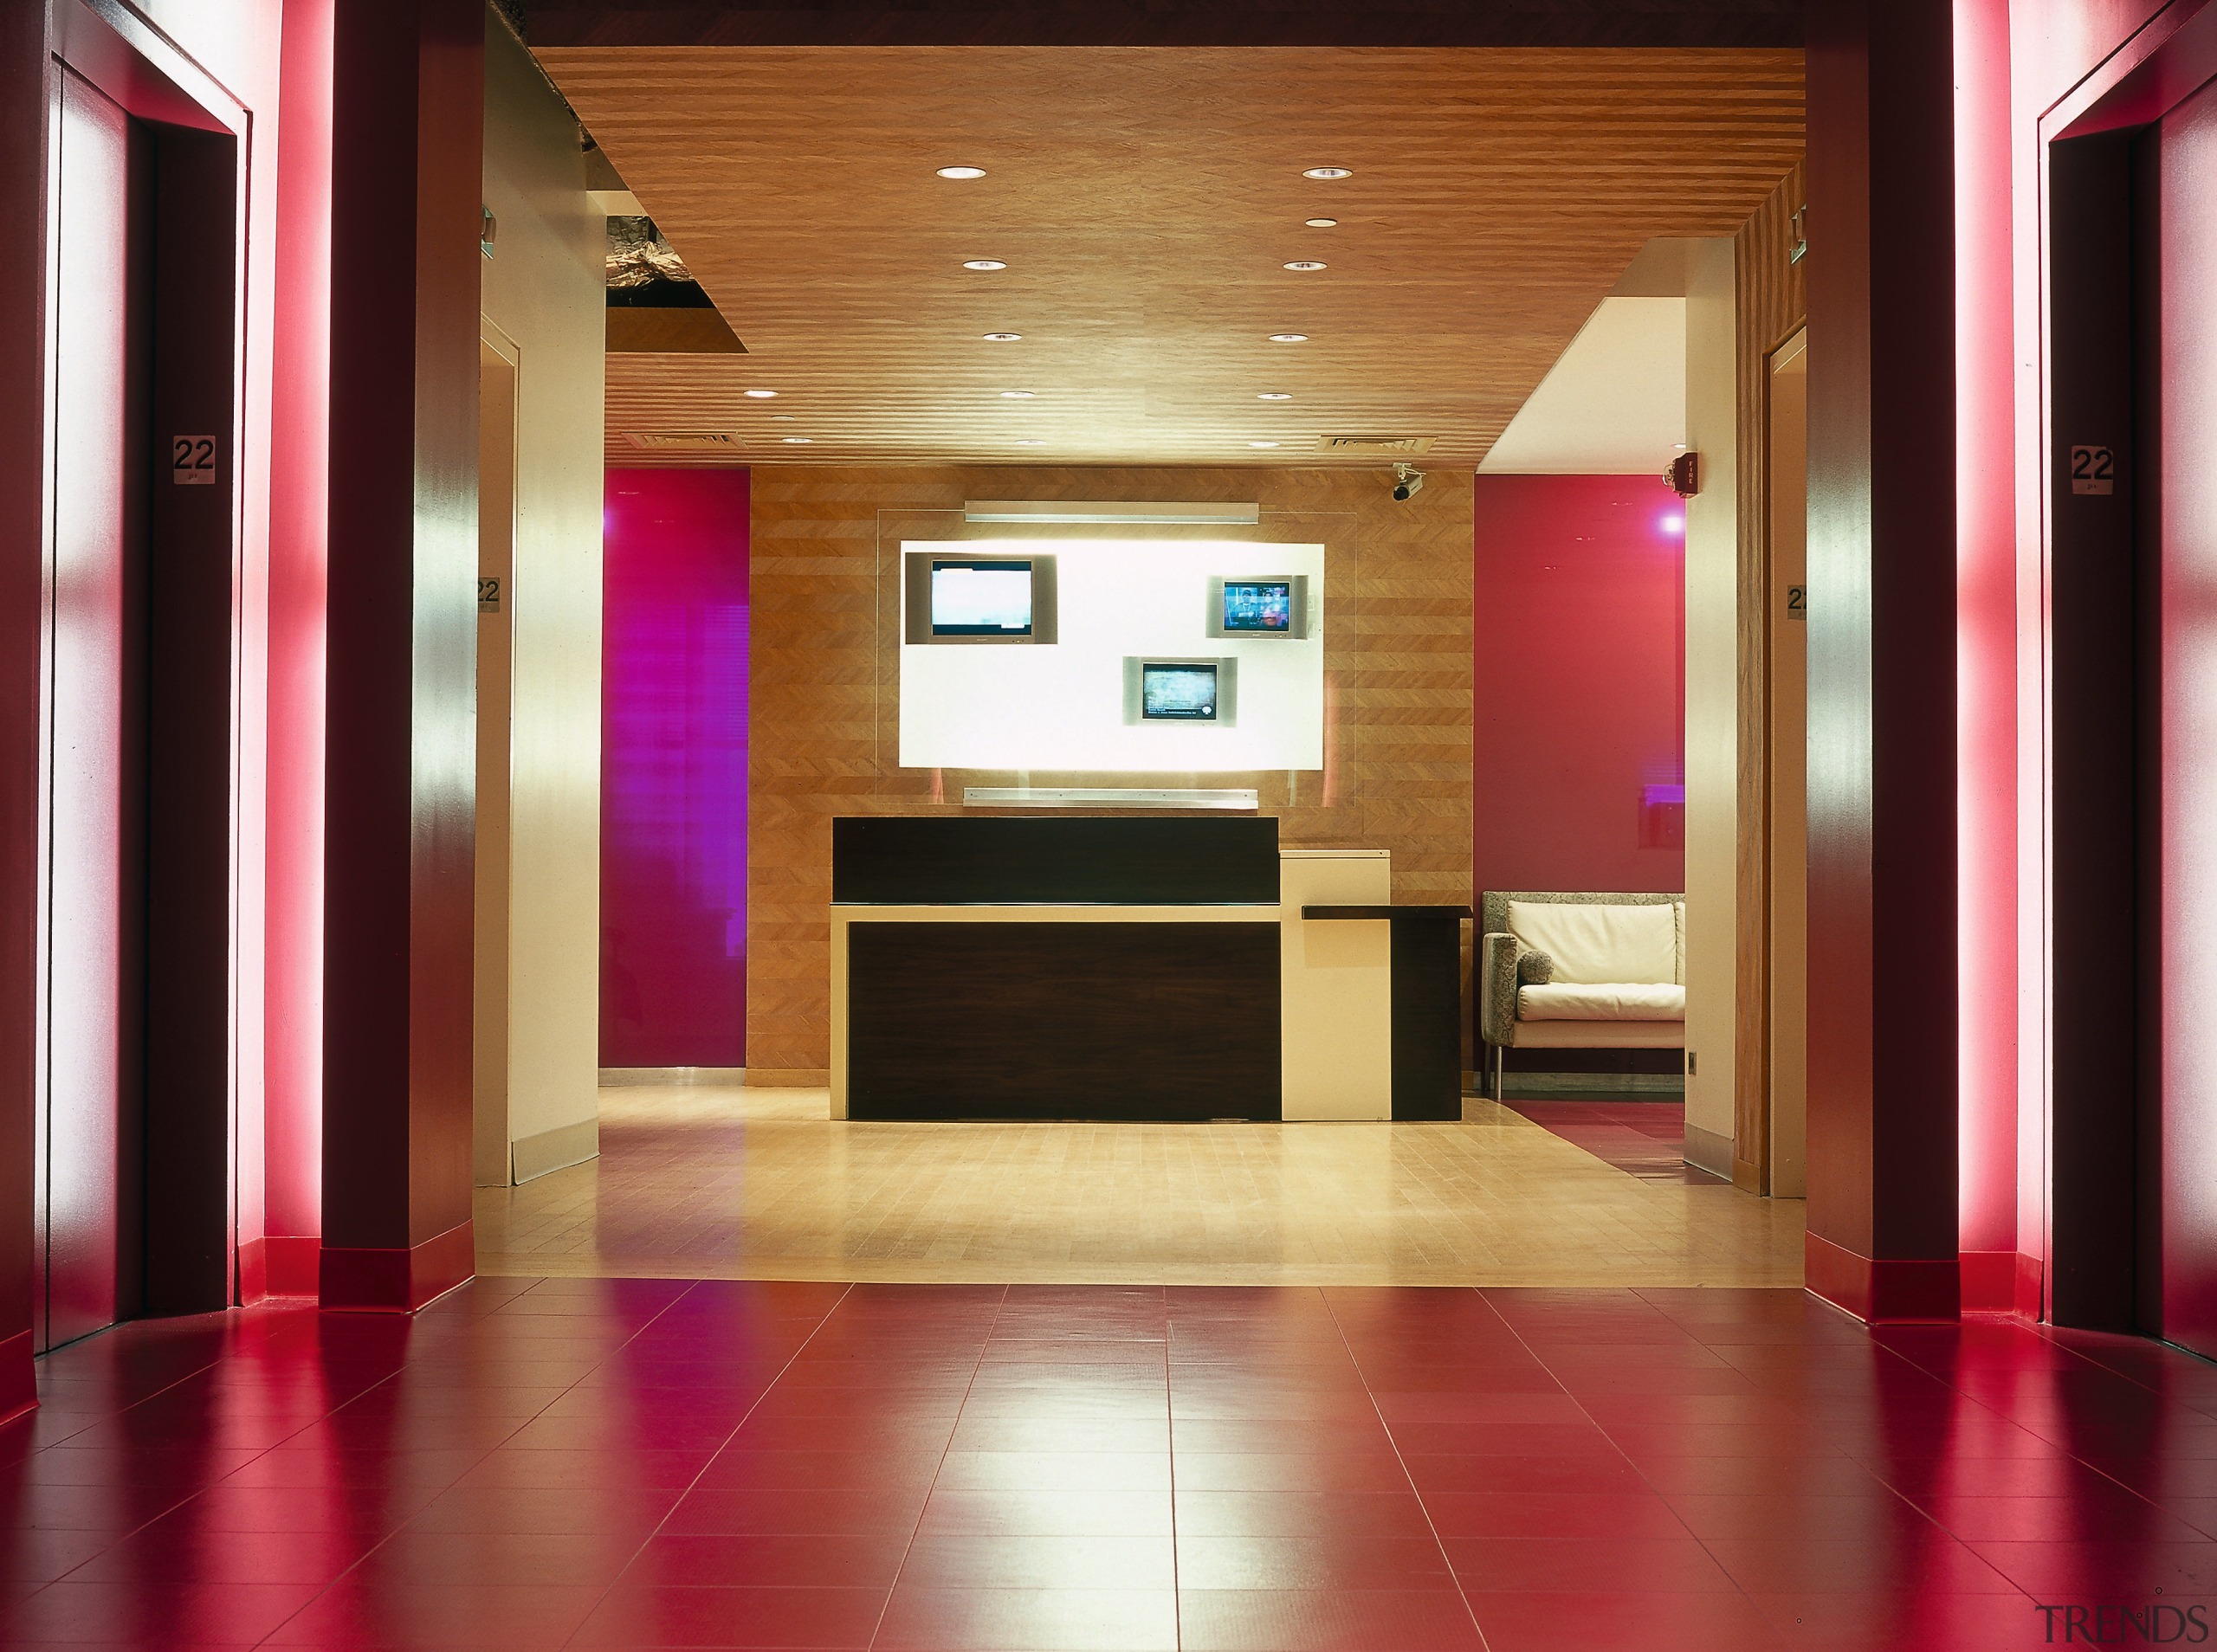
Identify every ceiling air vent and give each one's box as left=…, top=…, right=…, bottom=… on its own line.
left=624, top=431, right=742, bottom=450
left=1316, top=434, right=1436, bottom=455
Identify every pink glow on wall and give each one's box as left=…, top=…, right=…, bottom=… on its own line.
left=262, top=0, right=333, bottom=1289
left=1473, top=475, right=1686, bottom=899
left=601, top=469, right=750, bottom=1067
left=1954, top=0, right=2022, bottom=1309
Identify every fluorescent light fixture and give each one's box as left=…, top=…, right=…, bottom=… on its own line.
left=963, top=259, right=1007, bottom=270
left=963, top=500, right=1261, bottom=526
left=937, top=165, right=986, bottom=179
left=963, top=787, right=1259, bottom=810
left=1268, top=333, right=1308, bottom=344
left=1306, top=217, right=1338, bottom=228
left=1283, top=261, right=1327, bottom=271
left=744, top=389, right=778, bottom=398
left=1302, top=166, right=1353, bottom=179
left=982, top=332, right=1023, bottom=341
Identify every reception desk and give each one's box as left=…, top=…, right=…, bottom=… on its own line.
left=829, top=817, right=1464, bottom=1123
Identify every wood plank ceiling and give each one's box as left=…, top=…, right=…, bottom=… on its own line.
left=536, top=46, right=1805, bottom=468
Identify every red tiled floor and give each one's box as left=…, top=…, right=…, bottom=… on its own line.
left=7, top=1280, right=2217, bottom=1649
left=1499, top=1099, right=1723, bottom=1182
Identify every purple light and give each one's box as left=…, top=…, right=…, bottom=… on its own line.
left=600, top=469, right=750, bottom=1066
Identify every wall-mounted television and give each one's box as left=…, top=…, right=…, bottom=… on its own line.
left=1124, top=656, right=1238, bottom=726
left=902, top=552, right=1059, bottom=644
left=1206, top=574, right=1309, bottom=639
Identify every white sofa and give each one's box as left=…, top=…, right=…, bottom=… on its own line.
left=1477, top=890, right=1686, bottom=1099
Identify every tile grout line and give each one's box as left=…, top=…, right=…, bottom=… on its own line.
left=1320, top=1285, right=1495, bottom=1652
left=546, top=1278, right=863, bottom=1651
left=1620, top=1288, right=2039, bottom=1610
left=863, top=1282, right=1010, bottom=1652
left=242, top=1274, right=713, bottom=1649
left=1485, top=1287, right=1823, bottom=1634
left=29, top=1283, right=538, bottom=1620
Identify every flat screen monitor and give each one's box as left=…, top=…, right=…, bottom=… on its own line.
left=1123, top=656, right=1238, bottom=726
left=1222, top=580, right=1292, bottom=633
left=1206, top=573, right=1309, bottom=639
left=1144, top=663, right=1219, bottom=720
left=902, top=552, right=1058, bottom=644
left=932, top=560, right=1033, bottom=636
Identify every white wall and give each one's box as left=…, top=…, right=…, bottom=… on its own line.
left=478, top=11, right=607, bottom=1183
left=1682, top=238, right=1739, bottom=1173
left=897, top=539, right=1325, bottom=772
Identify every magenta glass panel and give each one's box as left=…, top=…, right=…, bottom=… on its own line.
left=600, top=468, right=749, bottom=1065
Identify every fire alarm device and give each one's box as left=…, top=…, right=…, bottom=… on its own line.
left=1664, top=452, right=1700, bottom=499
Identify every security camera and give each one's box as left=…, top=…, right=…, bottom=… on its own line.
left=1392, top=464, right=1425, bottom=501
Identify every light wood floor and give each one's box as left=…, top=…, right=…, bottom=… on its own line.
left=474, top=1085, right=1806, bottom=1288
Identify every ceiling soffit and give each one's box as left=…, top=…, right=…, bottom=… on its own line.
left=540, top=45, right=1804, bottom=468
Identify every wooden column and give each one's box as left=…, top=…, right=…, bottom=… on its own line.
left=320, top=0, right=483, bottom=1311
left=1802, top=0, right=1961, bottom=1321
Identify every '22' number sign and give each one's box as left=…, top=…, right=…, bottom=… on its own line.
left=171, top=436, right=217, bottom=487
left=2071, top=444, right=2115, bottom=496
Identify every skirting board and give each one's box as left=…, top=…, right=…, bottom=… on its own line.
left=512, top=1118, right=599, bottom=1184
left=1684, top=1123, right=1733, bottom=1178
left=598, top=1067, right=747, bottom=1087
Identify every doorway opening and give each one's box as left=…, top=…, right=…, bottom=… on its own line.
left=38, top=61, right=241, bottom=1350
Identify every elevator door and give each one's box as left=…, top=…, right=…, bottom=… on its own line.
left=41, top=68, right=148, bottom=1352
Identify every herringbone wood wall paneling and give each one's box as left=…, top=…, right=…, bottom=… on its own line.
left=745, top=466, right=1473, bottom=1083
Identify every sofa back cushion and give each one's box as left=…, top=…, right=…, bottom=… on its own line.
left=1506, top=900, right=1678, bottom=986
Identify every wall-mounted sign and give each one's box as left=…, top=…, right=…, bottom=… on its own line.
left=1787, top=584, right=1806, bottom=620
left=171, top=436, right=216, bottom=485
left=477, top=576, right=501, bottom=613
left=2071, top=444, right=2115, bottom=495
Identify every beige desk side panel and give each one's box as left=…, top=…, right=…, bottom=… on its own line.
left=830, top=904, right=1285, bottom=1119
left=1279, top=851, right=1393, bottom=1122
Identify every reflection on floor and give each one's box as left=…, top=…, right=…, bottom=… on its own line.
left=473, top=1085, right=1803, bottom=1289
left=12, top=1280, right=2217, bottom=1651
left=1503, top=1100, right=1726, bottom=1184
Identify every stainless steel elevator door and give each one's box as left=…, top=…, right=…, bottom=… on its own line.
left=41, top=68, right=143, bottom=1352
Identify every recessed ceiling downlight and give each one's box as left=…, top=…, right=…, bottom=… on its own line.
left=1306, top=218, right=1339, bottom=229
left=999, top=390, right=1037, bottom=399
left=744, top=389, right=779, bottom=398
left=782, top=436, right=813, bottom=443
left=1302, top=166, right=1353, bottom=179
left=1017, top=439, right=1046, bottom=447
left=936, top=165, right=986, bottom=179
left=982, top=332, right=1023, bottom=342
left=963, top=259, right=1007, bottom=270
left=1249, top=441, right=1283, bottom=448
left=770, top=414, right=797, bottom=421
left=1268, top=333, right=1309, bottom=344
left=1283, top=261, right=1327, bottom=272
left=1258, top=392, right=1293, bottom=400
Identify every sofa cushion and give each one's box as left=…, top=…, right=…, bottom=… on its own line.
left=1505, top=900, right=1678, bottom=986
left=1518, top=982, right=1686, bottom=1021
left=1517, top=949, right=1554, bottom=985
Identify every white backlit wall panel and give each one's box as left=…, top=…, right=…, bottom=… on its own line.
left=897, top=540, right=1325, bottom=772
